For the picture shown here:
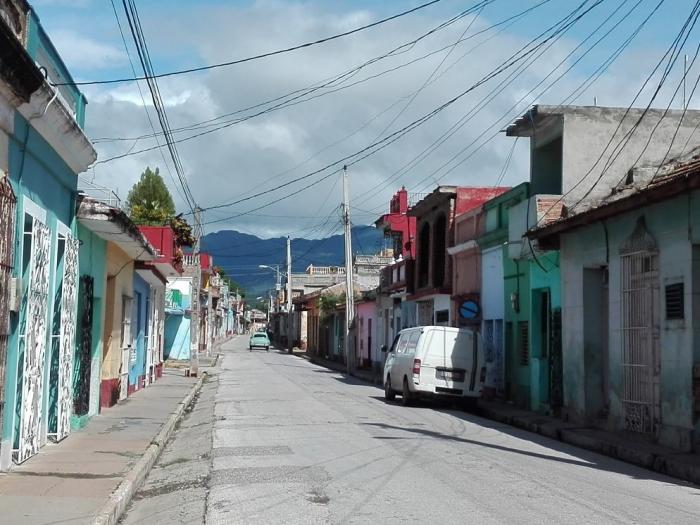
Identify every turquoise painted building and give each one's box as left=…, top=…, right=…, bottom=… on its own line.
left=164, top=277, right=193, bottom=360
left=71, top=224, right=107, bottom=429
left=0, top=5, right=96, bottom=470
left=531, top=160, right=700, bottom=451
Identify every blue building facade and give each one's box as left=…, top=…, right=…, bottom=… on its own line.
left=129, top=274, right=150, bottom=394
left=0, top=5, right=95, bottom=470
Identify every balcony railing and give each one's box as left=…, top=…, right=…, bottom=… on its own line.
left=305, top=264, right=346, bottom=275
left=77, top=177, right=122, bottom=209
left=408, top=193, right=429, bottom=208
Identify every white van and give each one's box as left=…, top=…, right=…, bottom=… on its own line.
left=382, top=326, right=485, bottom=406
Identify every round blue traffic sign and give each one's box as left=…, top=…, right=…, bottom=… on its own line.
left=459, top=300, right=480, bottom=320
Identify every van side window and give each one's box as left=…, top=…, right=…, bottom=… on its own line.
left=406, top=331, right=421, bottom=355
left=396, top=333, right=410, bottom=354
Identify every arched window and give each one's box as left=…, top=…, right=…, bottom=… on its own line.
left=418, top=222, right=430, bottom=288
left=433, top=214, right=447, bottom=287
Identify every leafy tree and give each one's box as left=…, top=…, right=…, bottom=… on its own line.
left=125, top=167, right=176, bottom=225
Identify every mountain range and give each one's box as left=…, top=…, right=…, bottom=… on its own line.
left=201, top=226, right=384, bottom=297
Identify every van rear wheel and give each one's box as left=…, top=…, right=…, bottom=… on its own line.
left=401, top=378, right=413, bottom=406
left=384, top=376, right=395, bottom=401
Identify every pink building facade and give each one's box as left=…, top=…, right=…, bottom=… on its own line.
left=356, top=298, right=378, bottom=369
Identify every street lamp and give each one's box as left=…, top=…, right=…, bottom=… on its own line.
left=259, top=264, right=282, bottom=292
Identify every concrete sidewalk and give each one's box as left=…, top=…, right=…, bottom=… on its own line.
left=298, top=351, right=700, bottom=487
left=0, top=367, right=207, bottom=524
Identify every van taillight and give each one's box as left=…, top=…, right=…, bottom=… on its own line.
left=413, top=359, right=421, bottom=376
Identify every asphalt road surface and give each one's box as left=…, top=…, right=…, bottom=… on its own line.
left=123, top=337, right=700, bottom=524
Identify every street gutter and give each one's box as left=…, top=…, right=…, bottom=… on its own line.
left=92, top=372, right=208, bottom=525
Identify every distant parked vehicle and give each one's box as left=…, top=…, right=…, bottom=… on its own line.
left=382, top=326, right=485, bottom=407
left=249, top=332, right=270, bottom=351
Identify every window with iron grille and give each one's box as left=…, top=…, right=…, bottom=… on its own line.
left=518, top=321, right=529, bottom=366
left=665, top=282, right=684, bottom=320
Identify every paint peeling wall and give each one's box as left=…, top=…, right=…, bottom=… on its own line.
left=560, top=190, right=700, bottom=451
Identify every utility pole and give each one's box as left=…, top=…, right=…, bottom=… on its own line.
left=342, top=166, right=355, bottom=373
left=189, top=207, right=201, bottom=377
left=286, top=236, right=293, bottom=353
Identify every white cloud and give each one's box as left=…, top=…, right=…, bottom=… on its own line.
left=51, top=30, right=125, bottom=70
left=80, top=1, right=689, bottom=239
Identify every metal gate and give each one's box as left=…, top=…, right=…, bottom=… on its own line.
left=620, top=219, right=660, bottom=434
left=54, top=235, right=79, bottom=441
left=73, top=276, right=93, bottom=416
left=0, top=178, right=16, bottom=460
left=16, top=216, right=51, bottom=463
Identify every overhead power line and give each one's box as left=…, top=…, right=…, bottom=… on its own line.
left=192, top=0, right=603, bottom=226
left=552, top=0, right=699, bottom=216
left=92, top=1, right=497, bottom=145
left=93, top=1, right=494, bottom=167
left=56, top=0, right=445, bottom=86
left=93, top=1, right=531, bottom=150
left=120, top=0, right=197, bottom=217
left=108, top=0, right=188, bottom=207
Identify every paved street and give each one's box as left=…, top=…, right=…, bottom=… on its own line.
left=125, top=338, right=700, bottom=524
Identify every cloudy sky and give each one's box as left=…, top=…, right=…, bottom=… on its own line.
left=32, top=0, right=700, bottom=240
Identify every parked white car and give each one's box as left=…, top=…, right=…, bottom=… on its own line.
left=382, top=326, right=485, bottom=406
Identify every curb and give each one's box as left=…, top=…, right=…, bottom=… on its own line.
left=92, top=372, right=207, bottom=525
left=476, top=405, right=700, bottom=486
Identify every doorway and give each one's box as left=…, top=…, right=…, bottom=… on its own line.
left=583, top=268, right=608, bottom=420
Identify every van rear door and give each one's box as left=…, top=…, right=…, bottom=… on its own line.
left=445, top=330, right=479, bottom=392
left=423, top=328, right=479, bottom=393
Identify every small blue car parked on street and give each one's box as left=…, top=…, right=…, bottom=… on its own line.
left=249, top=331, right=270, bottom=351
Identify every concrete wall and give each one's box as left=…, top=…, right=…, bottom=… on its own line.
left=2, top=111, right=79, bottom=469
left=167, top=277, right=192, bottom=308
left=560, top=190, right=700, bottom=450
left=482, top=246, right=505, bottom=393
left=72, top=224, right=106, bottom=428
left=453, top=250, right=481, bottom=303
left=164, top=312, right=190, bottom=360
left=482, top=247, right=505, bottom=321
left=356, top=301, right=377, bottom=366
left=129, top=273, right=149, bottom=393
left=101, top=243, right=133, bottom=407
left=527, top=253, right=561, bottom=412
left=560, top=108, right=700, bottom=206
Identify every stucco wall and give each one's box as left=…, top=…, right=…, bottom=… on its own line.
left=74, top=224, right=106, bottom=424
left=560, top=191, right=700, bottom=450
left=102, top=242, right=133, bottom=381
left=453, top=250, right=480, bottom=300
left=2, top=114, right=79, bottom=469
left=356, top=301, right=377, bottom=364
left=561, top=109, right=700, bottom=206
left=129, top=273, right=149, bottom=391
left=482, top=247, right=504, bottom=321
